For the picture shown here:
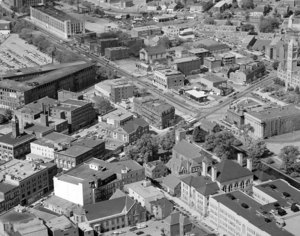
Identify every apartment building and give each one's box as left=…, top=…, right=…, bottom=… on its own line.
left=144, top=160, right=169, bottom=179
left=153, top=69, right=185, bottom=91
left=54, top=158, right=145, bottom=205
left=131, top=25, right=161, bottom=38
left=173, top=56, right=201, bottom=76
left=133, top=96, right=175, bottom=129
left=30, top=5, right=85, bottom=39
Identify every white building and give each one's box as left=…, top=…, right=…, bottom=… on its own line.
left=153, top=69, right=184, bottom=91
left=124, top=180, right=164, bottom=211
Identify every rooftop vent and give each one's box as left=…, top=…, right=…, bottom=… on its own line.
left=241, top=203, right=249, bottom=209
left=227, top=193, right=236, bottom=200
left=269, top=184, right=277, bottom=189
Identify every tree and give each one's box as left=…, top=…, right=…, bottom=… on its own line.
left=4, top=109, right=12, bottom=120
left=157, top=36, right=171, bottom=49
left=252, top=55, right=258, bottom=60
left=0, top=114, right=6, bottom=124
left=160, top=130, right=175, bottom=151
left=279, top=146, right=300, bottom=173
left=202, top=0, right=214, bottom=12
left=174, top=2, right=184, bottom=11
left=272, top=61, right=279, bottom=70
left=263, top=5, right=272, bottom=16
left=225, top=19, right=233, bottom=26
left=241, top=23, right=254, bottom=32
left=295, top=86, right=300, bottom=94
left=94, top=8, right=105, bottom=16
left=239, top=124, right=254, bottom=145
left=259, top=17, right=280, bottom=33
left=193, top=126, right=207, bottom=143
left=93, top=96, right=114, bottom=115
left=242, top=0, right=254, bottom=9
left=247, top=140, right=267, bottom=160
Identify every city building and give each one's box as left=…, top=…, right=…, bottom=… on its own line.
left=57, top=89, right=84, bottom=102
left=178, top=28, right=195, bottom=41
left=43, top=195, right=78, bottom=217
left=95, top=78, right=134, bottom=103
left=196, top=39, right=231, bottom=54
left=221, top=53, right=236, bottom=66
left=99, top=108, right=133, bottom=128
left=144, top=160, right=169, bottom=179
left=185, top=90, right=208, bottom=102
left=0, top=62, right=96, bottom=110
left=90, top=38, right=119, bottom=55
left=153, top=14, right=176, bottom=23
left=54, top=158, right=145, bottom=205
left=161, top=174, right=181, bottom=196
left=0, top=206, right=48, bottom=236
left=46, top=215, right=79, bottom=236
left=244, top=105, right=300, bottom=139
left=0, top=158, right=57, bottom=207
left=209, top=190, right=294, bottom=236
left=105, top=47, right=129, bottom=61
left=133, top=97, right=175, bottom=129
left=188, top=48, right=210, bottom=65
left=124, top=180, right=164, bottom=211
left=51, top=99, right=96, bottom=133
left=139, top=46, right=167, bottom=64
left=30, top=5, right=85, bottom=39
left=131, top=25, right=162, bottom=38
left=165, top=211, right=192, bottom=236
left=213, top=0, right=228, bottom=12
left=4, top=0, right=44, bottom=12
left=0, top=116, right=36, bottom=160
left=162, top=25, right=180, bottom=38
left=199, top=73, right=227, bottom=94
left=71, top=196, right=146, bottom=234
left=149, top=198, right=174, bottom=220
left=0, top=20, right=11, bottom=34
left=203, top=57, right=222, bottom=72
left=173, top=56, right=201, bottom=76
left=153, top=69, right=185, bottom=91
left=54, top=138, right=105, bottom=170
left=230, top=61, right=265, bottom=84
left=0, top=183, right=20, bottom=214
left=277, top=38, right=300, bottom=89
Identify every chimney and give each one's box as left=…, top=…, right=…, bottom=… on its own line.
left=11, top=115, right=20, bottom=139
left=237, top=153, right=243, bottom=166
left=211, top=165, right=217, bottom=182
left=202, top=160, right=208, bottom=177
left=175, top=128, right=186, bottom=143
left=40, top=113, right=49, bottom=127
left=247, top=158, right=253, bottom=172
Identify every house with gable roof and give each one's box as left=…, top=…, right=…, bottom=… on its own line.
left=139, top=45, right=167, bottom=64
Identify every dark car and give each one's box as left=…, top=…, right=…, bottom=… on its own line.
left=129, top=227, right=137, bottom=232
left=136, top=231, right=144, bottom=235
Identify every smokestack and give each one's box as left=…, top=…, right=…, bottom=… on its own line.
left=247, top=158, right=253, bottom=172
left=202, top=160, right=208, bottom=177
left=237, top=153, right=243, bottom=166
left=211, top=165, right=217, bottom=182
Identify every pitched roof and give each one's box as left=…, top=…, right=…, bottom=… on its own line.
left=165, top=211, right=191, bottom=226
left=172, top=140, right=202, bottom=160
left=252, top=39, right=271, bottom=51
left=162, top=174, right=181, bottom=189
left=84, top=196, right=135, bottom=221
left=200, top=119, right=218, bottom=132
left=142, top=45, right=166, bottom=55
left=181, top=175, right=219, bottom=196
left=215, top=159, right=253, bottom=183
left=120, top=117, right=149, bottom=134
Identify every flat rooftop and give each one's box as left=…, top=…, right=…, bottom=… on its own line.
left=188, top=48, right=209, bottom=54
left=186, top=89, right=207, bottom=98
left=125, top=181, right=164, bottom=199
left=46, top=215, right=74, bottom=231
left=31, top=5, right=81, bottom=22
left=246, top=105, right=300, bottom=121
left=132, top=25, right=161, bottom=31
left=57, top=145, right=92, bottom=158
left=174, top=56, right=200, bottom=64
left=0, top=159, right=47, bottom=182
left=134, top=97, right=174, bottom=114
left=155, top=69, right=183, bottom=76
left=0, top=132, right=35, bottom=146
left=213, top=191, right=293, bottom=236
left=102, top=108, right=133, bottom=121
left=203, top=73, right=227, bottom=83
left=32, top=132, right=75, bottom=149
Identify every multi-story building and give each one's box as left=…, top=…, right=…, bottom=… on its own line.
left=0, top=62, right=96, bottom=110
left=124, top=180, right=164, bottom=211
left=133, top=96, right=175, bottom=129
left=139, top=46, right=167, bottom=64
left=221, top=53, right=236, bottom=66
left=204, top=57, right=222, bottom=72
left=30, top=5, right=85, bottom=39
left=230, top=61, right=265, bottom=84
left=149, top=198, right=174, bottom=220
left=188, top=48, right=210, bottom=65
left=46, top=215, right=79, bottom=236
left=51, top=99, right=96, bottom=133
left=209, top=190, right=294, bottom=236
left=131, top=25, right=161, bottom=38
left=99, top=108, right=133, bottom=128
left=4, top=0, right=44, bottom=12
left=197, top=39, right=231, bottom=54
left=95, top=78, right=134, bottom=103
left=173, top=56, right=201, bottom=76
left=144, top=160, right=169, bottom=179
left=0, top=159, right=57, bottom=207
left=165, top=212, right=192, bottom=236
left=152, top=69, right=185, bottom=91
left=0, top=183, right=20, bottom=213
left=105, top=47, right=129, bottom=61
left=0, top=116, right=36, bottom=161
left=54, top=158, right=145, bottom=205
left=90, top=38, right=119, bottom=55
left=244, top=105, right=300, bottom=139
left=54, top=138, right=105, bottom=170
left=71, top=195, right=146, bottom=234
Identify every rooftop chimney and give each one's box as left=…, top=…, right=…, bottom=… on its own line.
left=211, top=165, right=217, bottom=182
left=237, top=153, right=243, bottom=166
left=202, top=160, right=208, bottom=177
left=247, top=158, right=253, bottom=172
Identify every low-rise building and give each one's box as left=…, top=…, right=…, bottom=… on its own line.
left=161, top=174, right=181, bottom=196
left=105, top=47, right=129, bottom=61
left=140, top=46, right=167, bottom=64
left=46, top=215, right=79, bottom=236
left=244, top=105, right=300, bottom=139
left=99, top=108, right=133, bottom=128
left=133, top=97, right=175, bottom=129
left=221, top=53, right=236, bottom=66
left=153, top=69, right=185, bottom=91
left=95, top=78, right=134, bottom=103
left=173, top=56, right=201, bottom=76
left=204, top=57, right=222, bottom=72
left=131, top=25, right=161, bottom=38
left=54, top=158, right=145, bottom=205
left=197, top=39, right=231, bottom=54
left=54, top=138, right=105, bottom=170
left=230, top=61, right=265, bottom=84
left=144, top=160, right=169, bottom=179
left=124, top=180, right=164, bottom=211
left=71, top=195, right=146, bottom=234
left=149, top=197, right=174, bottom=220
left=165, top=211, right=192, bottom=236
left=200, top=73, right=228, bottom=95
left=90, top=38, right=119, bottom=55
left=188, top=48, right=210, bottom=65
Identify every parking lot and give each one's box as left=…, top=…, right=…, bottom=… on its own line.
left=0, top=34, right=52, bottom=73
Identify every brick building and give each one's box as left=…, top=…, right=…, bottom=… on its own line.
left=153, top=69, right=184, bottom=91
left=173, top=56, right=201, bottom=76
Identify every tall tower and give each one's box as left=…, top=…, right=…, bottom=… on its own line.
left=11, top=115, right=20, bottom=139
left=286, top=38, right=299, bottom=87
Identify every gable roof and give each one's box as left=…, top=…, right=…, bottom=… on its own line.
left=162, top=174, right=181, bottom=189
left=215, top=159, right=253, bottom=183
left=118, top=117, right=148, bottom=134
left=142, top=45, right=166, bottom=55
left=165, top=211, right=191, bottom=226
left=84, top=196, right=135, bottom=221
left=181, top=175, right=219, bottom=196
left=172, top=140, right=202, bottom=160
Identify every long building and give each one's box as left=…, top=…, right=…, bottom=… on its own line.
left=4, top=0, right=44, bottom=12
left=133, top=97, right=175, bottom=129
left=0, top=62, right=96, bottom=110
left=30, top=5, right=85, bottom=39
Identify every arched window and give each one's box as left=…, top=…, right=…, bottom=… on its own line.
left=240, top=180, right=245, bottom=189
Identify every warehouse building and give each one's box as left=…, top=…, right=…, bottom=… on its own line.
left=30, top=5, right=85, bottom=39
left=105, top=47, right=129, bottom=60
